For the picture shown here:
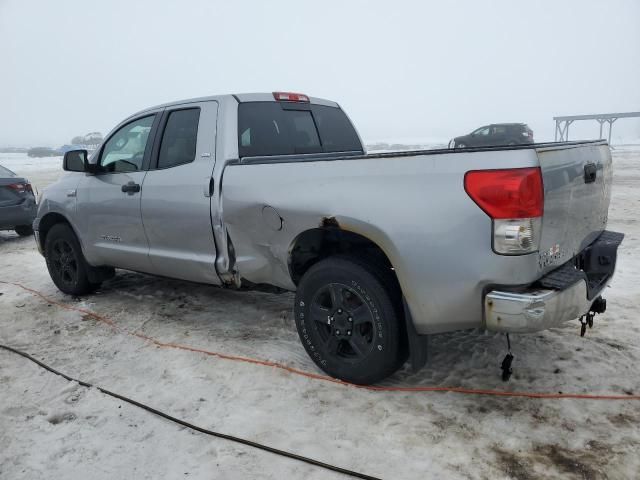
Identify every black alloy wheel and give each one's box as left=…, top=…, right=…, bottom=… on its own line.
left=294, top=256, right=406, bottom=384
left=44, top=223, right=100, bottom=295
left=49, top=238, right=79, bottom=289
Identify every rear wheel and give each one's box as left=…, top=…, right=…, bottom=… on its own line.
left=44, top=224, right=100, bottom=295
left=14, top=225, right=33, bottom=236
left=294, top=256, right=406, bottom=384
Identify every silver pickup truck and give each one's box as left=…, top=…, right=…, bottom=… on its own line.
left=34, top=92, right=623, bottom=384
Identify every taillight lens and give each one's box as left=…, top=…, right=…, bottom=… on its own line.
left=465, top=167, right=544, bottom=255
left=493, top=218, right=541, bottom=254
left=464, top=167, right=543, bottom=219
left=7, top=182, right=29, bottom=194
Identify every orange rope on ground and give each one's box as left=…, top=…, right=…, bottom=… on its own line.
left=2, top=279, right=639, bottom=401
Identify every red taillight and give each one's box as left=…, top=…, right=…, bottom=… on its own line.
left=273, top=91, right=310, bottom=103
left=7, top=183, right=29, bottom=194
left=464, top=167, right=543, bottom=219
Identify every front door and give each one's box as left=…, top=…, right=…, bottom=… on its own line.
left=140, top=101, right=221, bottom=284
left=76, top=113, right=159, bottom=273
left=471, top=126, right=492, bottom=146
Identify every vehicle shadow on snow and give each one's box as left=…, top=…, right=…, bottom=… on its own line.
left=91, top=270, right=636, bottom=395
left=0, top=231, right=33, bottom=245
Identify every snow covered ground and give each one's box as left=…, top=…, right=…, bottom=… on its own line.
left=1, top=149, right=640, bottom=479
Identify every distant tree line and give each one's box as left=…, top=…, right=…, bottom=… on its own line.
left=25, top=132, right=105, bottom=157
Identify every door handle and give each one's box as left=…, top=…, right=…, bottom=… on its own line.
left=121, top=181, right=141, bottom=194
left=584, top=163, right=597, bottom=184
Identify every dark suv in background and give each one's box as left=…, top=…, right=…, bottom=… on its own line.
left=449, top=123, right=534, bottom=148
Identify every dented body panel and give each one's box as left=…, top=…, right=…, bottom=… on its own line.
left=222, top=148, right=544, bottom=334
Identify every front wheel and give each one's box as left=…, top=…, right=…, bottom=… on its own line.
left=294, top=256, right=406, bottom=384
left=44, top=223, right=100, bottom=295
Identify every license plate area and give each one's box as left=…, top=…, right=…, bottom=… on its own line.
left=576, top=230, right=624, bottom=297
left=538, top=230, right=623, bottom=300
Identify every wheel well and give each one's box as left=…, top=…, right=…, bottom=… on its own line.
left=38, top=213, right=72, bottom=250
left=289, top=227, right=397, bottom=287
left=290, top=227, right=422, bottom=368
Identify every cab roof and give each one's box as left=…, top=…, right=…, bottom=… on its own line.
left=133, top=92, right=339, bottom=118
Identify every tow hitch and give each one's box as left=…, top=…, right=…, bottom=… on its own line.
left=579, top=296, right=607, bottom=337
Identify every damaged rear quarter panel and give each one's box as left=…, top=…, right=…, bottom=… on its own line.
left=221, top=150, right=541, bottom=334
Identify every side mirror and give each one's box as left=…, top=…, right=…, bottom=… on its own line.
left=63, top=149, right=89, bottom=172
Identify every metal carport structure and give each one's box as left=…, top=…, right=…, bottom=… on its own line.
left=554, top=111, right=640, bottom=144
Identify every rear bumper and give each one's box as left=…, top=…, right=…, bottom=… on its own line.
left=484, top=230, right=623, bottom=333
left=0, top=199, right=37, bottom=230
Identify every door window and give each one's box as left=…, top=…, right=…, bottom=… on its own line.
left=100, top=115, right=155, bottom=173
left=157, top=108, right=200, bottom=169
left=472, top=127, right=490, bottom=136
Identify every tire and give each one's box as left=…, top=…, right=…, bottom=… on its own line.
left=14, top=225, right=33, bottom=236
left=294, top=256, right=406, bottom=385
left=44, top=223, right=100, bottom=295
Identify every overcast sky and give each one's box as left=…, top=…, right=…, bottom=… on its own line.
left=1, top=0, right=639, bottom=147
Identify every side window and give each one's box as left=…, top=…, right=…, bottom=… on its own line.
left=157, top=108, right=200, bottom=169
left=100, top=115, right=155, bottom=173
left=473, top=127, right=490, bottom=136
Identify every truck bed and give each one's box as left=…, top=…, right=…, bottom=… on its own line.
left=222, top=140, right=611, bottom=334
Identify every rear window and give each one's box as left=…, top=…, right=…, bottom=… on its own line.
left=0, top=165, right=16, bottom=177
left=238, top=102, right=362, bottom=158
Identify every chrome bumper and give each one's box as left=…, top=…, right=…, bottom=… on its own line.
left=485, top=230, right=623, bottom=333
left=485, top=279, right=596, bottom=333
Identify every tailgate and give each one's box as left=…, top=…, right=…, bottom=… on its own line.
left=536, top=141, right=612, bottom=274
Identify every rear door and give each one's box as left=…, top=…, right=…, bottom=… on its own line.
left=536, top=142, right=612, bottom=274
left=489, top=125, right=508, bottom=145
left=76, top=113, right=159, bottom=272
left=140, top=100, right=221, bottom=284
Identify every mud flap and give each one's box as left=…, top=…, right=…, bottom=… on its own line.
left=403, top=298, right=429, bottom=372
